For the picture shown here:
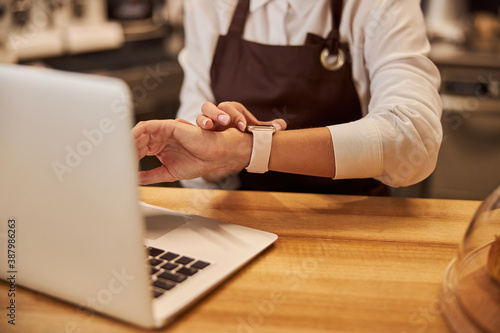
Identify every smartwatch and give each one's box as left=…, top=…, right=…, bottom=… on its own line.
left=245, top=124, right=276, bottom=174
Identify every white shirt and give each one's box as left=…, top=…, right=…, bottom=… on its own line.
left=177, top=0, right=443, bottom=189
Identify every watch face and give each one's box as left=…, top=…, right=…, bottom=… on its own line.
left=246, top=124, right=277, bottom=132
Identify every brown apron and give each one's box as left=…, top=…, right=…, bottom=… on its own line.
left=210, top=0, right=388, bottom=195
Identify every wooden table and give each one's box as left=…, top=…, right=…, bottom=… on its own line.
left=0, top=187, right=481, bottom=333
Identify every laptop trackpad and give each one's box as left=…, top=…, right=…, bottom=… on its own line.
left=145, top=214, right=191, bottom=240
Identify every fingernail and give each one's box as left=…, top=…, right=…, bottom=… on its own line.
left=273, top=123, right=282, bottom=131
left=238, top=121, right=246, bottom=132
left=202, top=118, right=209, bottom=128
left=218, top=114, right=230, bottom=125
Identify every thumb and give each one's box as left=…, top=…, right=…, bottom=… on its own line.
left=138, top=167, right=175, bottom=185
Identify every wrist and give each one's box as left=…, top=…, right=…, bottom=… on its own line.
left=220, top=128, right=252, bottom=170
left=245, top=124, right=276, bottom=173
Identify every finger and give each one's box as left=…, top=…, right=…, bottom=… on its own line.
left=272, top=119, right=287, bottom=131
left=220, top=102, right=287, bottom=131
left=201, top=102, right=231, bottom=126
left=229, top=102, right=261, bottom=125
left=138, top=167, right=175, bottom=185
left=134, top=124, right=160, bottom=159
left=227, top=104, right=287, bottom=130
left=138, top=146, right=150, bottom=161
left=133, top=123, right=151, bottom=160
left=132, top=120, right=163, bottom=140
left=132, top=120, right=176, bottom=158
left=229, top=103, right=287, bottom=130
left=217, top=102, right=249, bottom=131
left=135, top=134, right=151, bottom=160
left=196, top=114, right=214, bottom=129
left=135, top=130, right=150, bottom=147
left=132, top=121, right=147, bottom=139
left=223, top=102, right=282, bottom=131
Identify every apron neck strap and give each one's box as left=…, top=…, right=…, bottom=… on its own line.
left=227, top=0, right=250, bottom=38
left=331, top=0, right=342, bottom=34
left=326, top=0, right=342, bottom=53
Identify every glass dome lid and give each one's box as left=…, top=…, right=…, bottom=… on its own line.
left=441, top=184, right=500, bottom=333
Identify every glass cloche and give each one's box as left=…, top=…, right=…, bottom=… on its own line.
left=440, top=185, right=500, bottom=332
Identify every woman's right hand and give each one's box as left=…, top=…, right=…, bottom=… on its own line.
left=195, top=101, right=287, bottom=132
left=133, top=119, right=252, bottom=185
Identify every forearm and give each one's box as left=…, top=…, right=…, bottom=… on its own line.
left=268, top=127, right=335, bottom=178
left=220, top=126, right=336, bottom=179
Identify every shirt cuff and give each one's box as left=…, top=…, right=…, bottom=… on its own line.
left=328, top=118, right=383, bottom=180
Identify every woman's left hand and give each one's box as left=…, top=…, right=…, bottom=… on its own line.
left=195, top=101, right=287, bottom=132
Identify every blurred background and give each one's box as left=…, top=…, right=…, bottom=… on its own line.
left=0, top=0, right=499, bottom=200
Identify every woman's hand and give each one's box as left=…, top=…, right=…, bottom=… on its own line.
left=196, top=101, right=287, bottom=132
left=133, top=119, right=252, bottom=185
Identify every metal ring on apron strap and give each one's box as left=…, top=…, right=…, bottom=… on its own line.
left=320, top=47, right=345, bottom=71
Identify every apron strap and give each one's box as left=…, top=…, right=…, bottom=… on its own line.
left=332, top=0, right=342, bottom=34
left=227, top=0, right=250, bottom=38
left=326, top=0, right=343, bottom=53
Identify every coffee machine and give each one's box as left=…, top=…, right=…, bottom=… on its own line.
left=65, top=0, right=124, bottom=54
left=2, top=0, right=124, bottom=62
left=7, top=0, right=67, bottom=60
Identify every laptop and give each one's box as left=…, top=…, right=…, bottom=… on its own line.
left=0, top=63, right=277, bottom=328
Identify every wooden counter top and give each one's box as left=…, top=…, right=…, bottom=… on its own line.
left=0, top=187, right=482, bottom=333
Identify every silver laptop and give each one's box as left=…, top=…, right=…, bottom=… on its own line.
left=0, top=63, right=277, bottom=328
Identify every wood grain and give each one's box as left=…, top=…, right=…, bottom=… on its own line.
left=0, top=187, right=481, bottom=333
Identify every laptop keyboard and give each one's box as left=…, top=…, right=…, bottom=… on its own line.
left=147, top=246, right=211, bottom=298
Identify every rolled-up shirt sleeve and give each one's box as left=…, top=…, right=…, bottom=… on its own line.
left=330, top=0, right=443, bottom=187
